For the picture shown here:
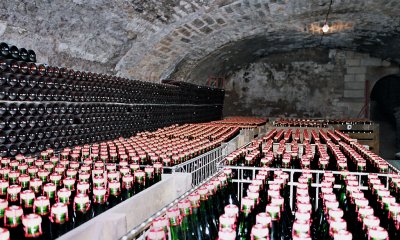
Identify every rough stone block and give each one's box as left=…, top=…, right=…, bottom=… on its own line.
left=216, top=18, right=226, bottom=25
left=346, top=58, right=360, bottom=66
left=199, top=26, right=213, bottom=34
left=360, top=57, right=382, bottom=66
left=347, top=66, right=367, bottom=74
left=191, top=19, right=205, bottom=28
left=354, top=74, right=366, bottom=82
left=344, top=74, right=355, bottom=82
left=345, top=81, right=365, bottom=90
left=344, top=90, right=364, bottom=98
left=203, top=16, right=215, bottom=25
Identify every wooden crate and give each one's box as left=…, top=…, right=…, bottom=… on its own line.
left=332, top=124, right=380, bottom=154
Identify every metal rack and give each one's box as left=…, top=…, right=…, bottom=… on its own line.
left=218, top=165, right=398, bottom=210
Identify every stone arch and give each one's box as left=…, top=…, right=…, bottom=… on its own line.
left=366, top=67, right=400, bottom=96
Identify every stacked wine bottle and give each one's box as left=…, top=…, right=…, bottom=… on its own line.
left=0, top=122, right=240, bottom=239
left=0, top=42, right=224, bottom=158
left=140, top=126, right=399, bottom=240
left=273, top=119, right=373, bottom=128
left=223, top=128, right=389, bottom=174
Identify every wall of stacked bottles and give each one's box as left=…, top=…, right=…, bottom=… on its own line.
left=0, top=42, right=225, bottom=158
left=123, top=127, right=400, bottom=240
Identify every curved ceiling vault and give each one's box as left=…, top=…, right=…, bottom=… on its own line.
left=1, top=0, right=399, bottom=84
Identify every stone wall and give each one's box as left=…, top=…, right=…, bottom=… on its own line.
left=223, top=49, right=400, bottom=118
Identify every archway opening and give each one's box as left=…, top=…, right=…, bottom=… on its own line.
left=370, top=74, right=400, bottom=159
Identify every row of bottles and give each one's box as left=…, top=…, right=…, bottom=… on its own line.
left=146, top=169, right=240, bottom=240
left=0, top=67, right=224, bottom=105
left=143, top=167, right=397, bottom=240
left=222, top=128, right=388, bottom=175
left=0, top=122, right=243, bottom=239
left=153, top=166, right=397, bottom=240
left=210, top=117, right=267, bottom=127
left=0, top=103, right=225, bottom=157
left=273, top=118, right=373, bottom=127
left=0, top=42, right=36, bottom=62
left=0, top=148, right=163, bottom=239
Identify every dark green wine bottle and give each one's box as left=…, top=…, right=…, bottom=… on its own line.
left=22, top=213, right=44, bottom=239
left=222, top=168, right=240, bottom=207
left=266, top=203, right=281, bottom=240
left=236, top=196, right=255, bottom=240
left=198, top=187, right=218, bottom=239
left=251, top=223, right=269, bottom=239
left=188, top=192, right=203, bottom=240
left=178, top=199, right=198, bottom=240
left=166, top=207, right=185, bottom=240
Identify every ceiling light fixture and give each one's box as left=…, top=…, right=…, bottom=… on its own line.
left=322, top=23, right=330, bottom=33
left=319, top=0, right=334, bottom=45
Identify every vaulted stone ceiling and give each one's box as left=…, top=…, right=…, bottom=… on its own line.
left=1, top=0, right=399, bottom=84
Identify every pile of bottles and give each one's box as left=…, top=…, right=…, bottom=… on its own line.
left=143, top=166, right=399, bottom=240
left=0, top=42, right=225, bottom=157
left=0, top=102, right=225, bottom=157
left=273, top=119, right=328, bottom=128
left=0, top=122, right=240, bottom=239
left=273, top=118, right=373, bottom=128
left=222, top=128, right=390, bottom=174
left=0, top=42, right=36, bottom=63
left=210, top=117, right=268, bottom=128
left=0, top=147, right=161, bottom=239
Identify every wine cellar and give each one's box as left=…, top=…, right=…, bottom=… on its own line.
left=1, top=1, right=400, bottom=240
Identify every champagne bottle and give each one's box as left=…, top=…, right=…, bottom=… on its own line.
left=20, top=189, right=35, bottom=214
left=33, top=196, right=51, bottom=240
left=4, top=205, right=24, bottom=239
left=72, top=193, right=91, bottom=228
left=144, top=166, right=155, bottom=188
left=107, top=180, right=121, bottom=208
left=50, top=203, right=69, bottom=238
left=236, top=196, right=255, bottom=240
left=151, top=217, right=169, bottom=237
left=92, top=186, right=108, bottom=217
left=205, top=183, right=220, bottom=227
left=121, top=174, right=134, bottom=201
left=251, top=223, right=269, bottom=240
left=0, top=199, right=8, bottom=228
left=188, top=192, right=203, bottom=240
left=333, top=229, right=352, bottom=240
left=146, top=227, right=166, bottom=240
left=222, top=168, right=239, bottom=207
left=218, top=228, right=236, bottom=240
left=198, top=187, right=218, bottom=239
left=266, top=203, right=282, bottom=240
left=134, top=170, right=145, bottom=194
left=219, top=213, right=236, bottom=230
left=178, top=199, right=198, bottom=239
left=166, top=207, right=184, bottom=240
left=22, top=213, right=43, bottom=239
left=7, top=185, right=21, bottom=206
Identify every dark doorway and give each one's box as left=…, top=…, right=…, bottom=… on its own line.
left=370, top=74, right=400, bottom=159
